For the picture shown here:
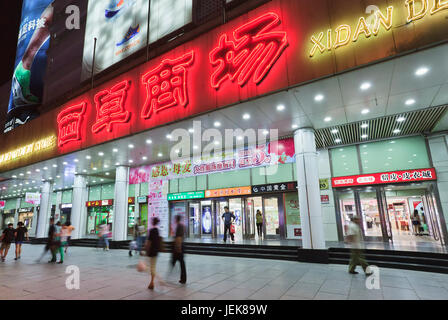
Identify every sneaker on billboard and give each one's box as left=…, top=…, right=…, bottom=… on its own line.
left=12, top=61, right=39, bottom=107
left=105, top=0, right=136, bottom=19
left=116, top=24, right=140, bottom=46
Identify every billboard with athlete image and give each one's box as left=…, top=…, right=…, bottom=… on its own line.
left=6, top=0, right=54, bottom=132
left=81, top=0, right=149, bottom=81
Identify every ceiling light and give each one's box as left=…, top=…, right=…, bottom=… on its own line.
left=113, top=148, right=118, bottom=152
left=115, top=162, right=120, bottom=166
left=63, top=162, right=68, bottom=165
left=92, top=180, right=96, bottom=183
left=142, top=156, right=148, bottom=160
left=100, top=179, right=104, bottom=182
left=158, top=153, right=163, bottom=157
left=314, top=94, right=324, bottom=102
left=237, top=136, right=243, bottom=141
left=98, top=152, right=104, bottom=156
left=85, top=155, right=91, bottom=160
left=415, top=67, right=429, bottom=76
left=242, top=113, right=251, bottom=120
left=335, top=139, right=342, bottom=143
left=188, top=128, right=194, bottom=133
left=19, top=173, right=24, bottom=176
left=52, top=164, right=57, bottom=168
left=405, top=99, right=416, bottom=106
left=56, top=175, right=60, bottom=178
left=193, top=145, right=199, bottom=150
left=214, top=121, right=221, bottom=127
left=361, top=134, right=368, bottom=139
left=360, top=123, right=369, bottom=129
left=35, top=169, right=40, bottom=172
left=43, top=167, right=48, bottom=170
left=104, top=164, right=109, bottom=168
left=393, top=129, right=401, bottom=134
left=360, top=82, right=371, bottom=91
left=324, top=117, right=332, bottom=122
left=146, top=139, right=152, bottom=144
left=214, top=141, right=220, bottom=145
left=396, top=117, right=406, bottom=122
left=27, top=171, right=31, bottom=174
left=361, top=109, right=370, bottom=114
left=331, top=129, right=339, bottom=134
left=129, top=159, right=133, bottom=163
left=128, top=144, right=134, bottom=149
left=292, top=124, right=298, bottom=129
left=74, top=159, right=79, bottom=162
left=262, top=130, right=269, bottom=135
left=93, top=167, right=97, bottom=170
left=276, top=104, right=285, bottom=111
left=83, top=169, right=87, bottom=173
left=105, top=172, right=110, bottom=176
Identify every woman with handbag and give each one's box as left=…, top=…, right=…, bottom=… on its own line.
left=145, top=217, right=162, bottom=290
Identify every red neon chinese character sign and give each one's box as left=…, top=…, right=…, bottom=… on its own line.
left=210, top=12, right=288, bottom=89
left=57, top=102, right=87, bottom=147
left=92, top=80, right=131, bottom=133
left=141, top=51, right=195, bottom=120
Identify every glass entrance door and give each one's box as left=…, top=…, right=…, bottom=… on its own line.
left=263, top=197, right=280, bottom=239
left=188, top=202, right=201, bottom=238
left=244, top=197, right=263, bottom=240
left=358, top=189, right=383, bottom=241
left=215, top=200, right=228, bottom=240
left=229, top=198, right=243, bottom=240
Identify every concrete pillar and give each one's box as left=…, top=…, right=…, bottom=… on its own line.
left=36, top=181, right=53, bottom=239
left=113, top=166, right=129, bottom=241
left=294, top=128, right=326, bottom=249
left=71, top=175, right=87, bottom=239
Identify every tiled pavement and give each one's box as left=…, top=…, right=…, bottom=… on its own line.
left=1, top=244, right=448, bottom=300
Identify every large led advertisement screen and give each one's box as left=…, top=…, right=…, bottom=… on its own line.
left=7, top=0, right=54, bottom=132
left=81, top=0, right=149, bottom=81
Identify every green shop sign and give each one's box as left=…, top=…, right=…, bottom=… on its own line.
left=168, top=191, right=205, bottom=201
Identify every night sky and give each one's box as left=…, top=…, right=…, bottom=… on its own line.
left=0, top=0, right=23, bottom=86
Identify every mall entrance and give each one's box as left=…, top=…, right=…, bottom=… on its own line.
left=336, top=182, right=445, bottom=246
left=169, top=195, right=283, bottom=241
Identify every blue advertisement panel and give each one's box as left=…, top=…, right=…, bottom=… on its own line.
left=7, top=0, right=54, bottom=131
left=201, top=205, right=212, bottom=235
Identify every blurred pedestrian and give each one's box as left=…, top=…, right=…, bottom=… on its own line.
left=0, top=223, right=15, bottom=262
left=256, top=210, right=263, bottom=238
left=222, top=206, right=236, bottom=243
left=171, top=215, right=186, bottom=284
left=14, top=221, right=29, bottom=260
left=145, top=217, right=162, bottom=290
left=62, top=221, right=75, bottom=253
left=54, top=221, right=64, bottom=264
left=347, top=216, right=372, bottom=276
left=36, top=218, right=57, bottom=263
left=98, top=223, right=110, bottom=251
left=135, top=217, right=146, bottom=254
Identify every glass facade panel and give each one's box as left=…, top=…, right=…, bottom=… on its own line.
left=62, top=190, right=73, bottom=204
left=169, top=179, right=179, bottom=193
left=88, top=185, right=101, bottom=201
left=360, top=136, right=430, bottom=173
left=52, top=192, right=57, bottom=205
left=330, top=146, right=360, bottom=177
left=101, top=183, right=115, bottom=200
left=128, top=184, right=135, bottom=197
left=140, top=183, right=149, bottom=196
left=179, top=176, right=196, bottom=192
left=4, top=199, right=17, bottom=211
left=20, top=198, right=33, bottom=208
left=266, top=163, right=294, bottom=184
left=252, top=167, right=266, bottom=185
left=197, top=175, right=207, bottom=191
left=208, top=169, right=251, bottom=189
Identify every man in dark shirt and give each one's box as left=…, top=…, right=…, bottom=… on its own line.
left=171, top=215, right=186, bottom=284
left=222, top=206, right=236, bottom=243
left=1, top=223, right=16, bottom=262
left=14, top=222, right=29, bottom=260
left=36, top=218, right=57, bottom=263
left=146, top=217, right=161, bottom=290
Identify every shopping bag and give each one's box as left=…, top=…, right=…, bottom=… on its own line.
left=230, top=224, right=235, bottom=234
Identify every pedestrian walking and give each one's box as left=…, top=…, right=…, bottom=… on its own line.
left=346, top=216, right=372, bottom=276
left=135, top=217, right=146, bottom=254
left=36, top=218, right=57, bottom=263
left=53, top=221, right=64, bottom=264
left=170, top=215, right=186, bottom=284
left=0, top=223, right=16, bottom=262
left=256, top=209, right=263, bottom=238
left=62, top=221, right=75, bottom=253
left=14, top=222, right=29, bottom=260
left=98, top=223, right=110, bottom=251
left=145, top=217, right=162, bottom=290
left=222, top=206, right=236, bottom=243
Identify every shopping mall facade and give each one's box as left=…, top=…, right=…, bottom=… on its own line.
left=0, top=0, right=448, bottom=250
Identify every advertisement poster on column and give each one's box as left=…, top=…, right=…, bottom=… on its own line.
left=148, top=179, right=169, bottom=238
left=201, top=205, right=212, bottom=235
left=6, top=0, right=54, bottom=133
left=285, top=193, right=301, bottom=239
left=81, top=0, right=149, bottom=81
